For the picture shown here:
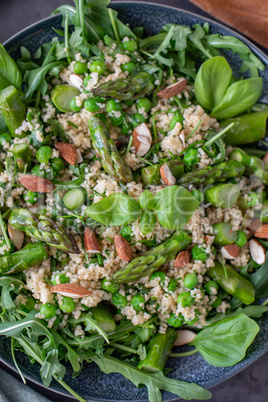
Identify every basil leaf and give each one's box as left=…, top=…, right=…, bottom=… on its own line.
left=91, top=355, right=212, bottom=401
left=86, top=193, right=141, bottom=226
left=139, top=211, right=157, bottom=235
left=153, top=186, right=199, bottom=229
left=0, top=44, right=22, bottom=90
left=211, top=77, right=263, bottom=119
left=240, top=251, right=268, bottom=298
left=194, top=56, right=232, bottom=110
left=139, top=190, right=154, bottom=210
left=191, top=313, right=259, bottom=367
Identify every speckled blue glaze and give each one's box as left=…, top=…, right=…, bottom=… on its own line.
left=1, top=2, right=268, bottom=401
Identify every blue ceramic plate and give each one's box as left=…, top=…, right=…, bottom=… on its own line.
left=2, top=2, right=268, bottom=401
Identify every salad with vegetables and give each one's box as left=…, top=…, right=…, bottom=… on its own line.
left=0, top=1, right=268, bottom=401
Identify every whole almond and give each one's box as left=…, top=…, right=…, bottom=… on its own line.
left=50, top=283, right=90, bottom=298
left=132, top=123, right=152, bottom=157
left=55, top=142, right=77, bottom=165
left=7, top=223, right=24, bottom=250
left=160, top=163, right=176, bottom=186
left=174, top=250, right=190, bottom=268
left=249, top=239, right=266, bottom=265
left=84, top=227, right=100, bottom=253
left=254, top=224, right=268, bottom=239
left=247, top=218, right=262, bottom=232
left=157, top=78, right=187, bottom=98
left=19, top=175, right=55, bottom=193
left=221, top=244, right=240, bottom=259
left=205, top=235, right=215, bottom=245
left=174, top=330, right=196, bottom=346
left=114, top=235, right=133, bottom=261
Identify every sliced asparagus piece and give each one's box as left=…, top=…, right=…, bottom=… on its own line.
left=0, top=86, right=26, bottom=137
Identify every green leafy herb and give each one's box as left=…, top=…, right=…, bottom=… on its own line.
left=240, top=252, right=268, bottom=298
left=0, top=44, right=22, bottom=90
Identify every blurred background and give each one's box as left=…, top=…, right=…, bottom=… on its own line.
left=0, top=1, right=267, bottom=402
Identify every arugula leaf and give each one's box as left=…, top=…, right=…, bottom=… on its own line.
left=153, top=186, right=199, bottom=229
left=194, top=56, right=232, bottom=110
left=189, top=24, right=218, bottom=60
left=86, top=193, right=142, bottom=226
left=240, top=251, right=268, bottom=298
left=191, top=314, right=259, bottom=367
left=211, top=77, right=263, bottom=119
left=68, top=312, right=110, bottom=344
left=0, top=277, right=24, bottom=310
left=0, top=43, right=22, bottom=90
left=90, top=355, right=212, bottom=401
left=40, top=349, right=66, bottom=387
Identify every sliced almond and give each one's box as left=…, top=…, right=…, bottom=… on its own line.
left=254, top=224, right=268, bottom=239
left=205, top=235, right=215, bottom=245
left=19, top=175, right=55, bottom=193
left=174, top=250, right=190, bottom=268
left=84, top=227, right=100, bottom=254
left=221, top=244, right=240, bottom=259
left=114, top=235, right=133, bottom=261
left=7, top=223, right=24, bottom=250
left=69, top=73, right=83, bottom=91
left=263, top=153, right=268, bottom=163
left=50, top=283, right=90, bottom=298
left=179, top=130, right=185, bottom=147
left=157, top=78, right=187, bottom=98
left=132, top=123, right=152, bottom=157
left=249, top=239, right=266, bottom=265
left=174, top=330, right=196, bottom=346
left=55, top=142, right=77, bottom=166
left=160, top=163, right=176, bottom=186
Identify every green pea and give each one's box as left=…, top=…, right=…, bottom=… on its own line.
left=0, top=132, right=12, bottom=146
left=50, top=157, right=65, bottom=172
left=132, top=113, right=146, bottom=127
left=52, top=273, right=70, bottom=286
left=191, top=245, right=208, bottom=262
left=74, top=61, right=88, bottom=75
left=124, top=99, right=135, bottom=107
left=170, top=112, right=183, bottom=130
left=90, top=60, right=106, bottom=75
left=246, top=192, right=259, bottom=207
left=23, top=190, right=38, bottom=204
left=191, top=189, right=204, bottom=203
left=120, top=226, right=133, bottom=242
left=185, top=311, right=200, bottom=325
left=131, top=294, right=145, bottom=312
left=150, top=271, right=166, bottom=286
left=95, top=113, right=107, bottom=124
left=31, top=164, right=55, bottom=181
left=106, top=99, right=122, bottom=113
left=84, top=97, right=102, bottom=113
left=63, top=189, right=85, bottom=211
left=59, top=296, right=76, bottom=313
left=122, top=40, right=137, bottom=53
left=167, top=312, right=184, bottom=328
left=212, top=297, right=222, bottom=308
left=121, top=61, right=135, bottom=74
left=177, top=291, right=195, bottom=307
left=235, top=230, right=247, bottom=247
left=40, top=303, right=58, bottom=319
left=17, top=296, right=36, bottom=312
left=111, top=292, right=128, bottom=308
left=83, top=75, right=91, bottom=88
left=36, top=146, right=53, bottom=164
left=205, top=280, right=219, bottom=294
left=101, top=277, right=119, bottom=294
left=136, top=97, right=152, bottom=113
left=184, top=273, right=198, bottom=289
left=183, top=148, right=199, bottom=165
left=167, top=278, right=177, bottom=292
left=70, top=97, right=82, bottom=112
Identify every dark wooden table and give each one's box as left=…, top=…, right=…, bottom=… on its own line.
left=0, top=1, right=267, bottom=402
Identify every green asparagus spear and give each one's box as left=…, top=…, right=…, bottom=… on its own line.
left=260, top=200, right=268, bottom=222
left=12, top=143, right=32, bottom=172
left=207, top=261, right=255, bottom=305
left=204, top=183, right=240, bottom=208
left=112, top=230, right=191, bottom=283
left=221, top=111, right=268, bottom=145
left=137, top=327, right=177, bottom=372
left=229, top=148, right=268, bottom=185
left=9, top=208, right=79, bottom=254
left=91, top=72, right=155, bottom=101
left=178, top=160, right=245, bottom=186
left=0, top=242, right=48, bottom=275
left=90, top=302, right=116, bottom=333
left=88, top=117, right=133, bottom=184
left=141, top=161, right=184, bottom=187
left=0, top=86, right=26, bottom=137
